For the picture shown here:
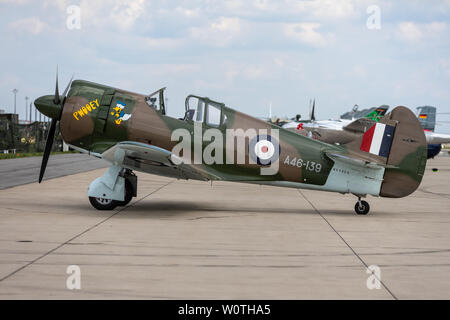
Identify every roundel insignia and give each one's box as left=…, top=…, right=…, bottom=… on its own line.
left=249, top=135, right=281, bottom=165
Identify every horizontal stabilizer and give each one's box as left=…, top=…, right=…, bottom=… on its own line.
left=325, top=151, right=389, bottom=169
left=325, top=151, right=396, bottom=169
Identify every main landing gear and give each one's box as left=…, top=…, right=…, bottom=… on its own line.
left=354, top=197, right=370, bottom=215
left=88, top=166, right=137, bottom=210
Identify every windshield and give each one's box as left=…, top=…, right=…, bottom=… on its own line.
left=186, top=96, right=205, bottom=122
left=145, top=88, right=166, bottom=114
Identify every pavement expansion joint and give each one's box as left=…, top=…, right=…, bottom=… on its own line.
left=297, top=189, right=398, bottom=300
left=0, top=180, right=174, bottom=284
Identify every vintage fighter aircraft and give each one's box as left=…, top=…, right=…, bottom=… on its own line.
left=34, top=75, right=427, bottom=215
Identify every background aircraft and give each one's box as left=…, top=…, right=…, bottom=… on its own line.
left=34, top=75, right=427, bottom=215
left=283, top=104, right=450, bottom=159
left=416, top=106, right=450, bottom=158
left=266, top=100, right=386, bottom=128
left=299, top=105, right=388, bottom=130
left=282, top=105, right=389, bottom=143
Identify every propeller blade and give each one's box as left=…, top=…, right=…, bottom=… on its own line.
left=311, top=99, right=316, bottom=121
left=57, top=75, right=73, bottom=120
left=38, top=119, right=57, bottom=183
left=54, top=67, right=60, bottom=105
left=61, top=75, right=73, bottom=99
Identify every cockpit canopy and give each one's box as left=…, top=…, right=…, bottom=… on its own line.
left=185, top=95, right=227, bottom=127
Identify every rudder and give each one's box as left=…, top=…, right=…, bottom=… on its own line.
left=379, top=106, right=427, bottom=198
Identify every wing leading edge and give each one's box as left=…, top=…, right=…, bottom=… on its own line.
left=101, top=141, right=213, bottom=181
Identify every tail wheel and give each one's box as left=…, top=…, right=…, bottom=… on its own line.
left=89, top=196, right=118, bottom=211
left=354, top=200, right=370, bottom=215
left=117, top=180, right=133, bottom=207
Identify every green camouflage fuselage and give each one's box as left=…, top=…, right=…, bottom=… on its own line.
left=59, top=80, right=426, bottom=198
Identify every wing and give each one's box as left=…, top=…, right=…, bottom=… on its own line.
left=425, top=131, right=450, bottom=144
left=101, top=141, right=213, bottom=181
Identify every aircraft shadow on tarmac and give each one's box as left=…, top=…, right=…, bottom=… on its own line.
left=64, top=200, right=391, bottom=219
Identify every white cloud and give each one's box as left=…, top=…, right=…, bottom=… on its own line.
left=427, top=21, right=447, bottom=33
left=289, top=0, right=357, bottom=19
left=274, top=57, right=284, bottom=67
left=283, top=23, right=330, bottom=47
left=197, top=0, right=359, bottom=20
left=2, top=0, right=450, bottom=133
left=439, top=58, right=450, bottom=77
left=351, top=65, right=367, bottom=78
left=0, top=74, right=21, bottom=87
left=252, top=0, right=277, bottom=11
left=397, top=22, right=423, bottom=41
left=224, top=0, right=245, bottom=10
left=43, top=0, right=70, bottom=11
left=144, top=37, right=185, bottom=49
left=175, top=6, right=201, bottom=17
left=242, top=65, right=266, bottom=79
left=8, top=17, right=46, bottom=35
left=190, top=17, right=241, bottom=47
left=220, top=60, right=276, bottom=83
left=73, top=0, right=148, bottom=31
left=0, top=0, right=30, bottom=4
left=110, top=0, right=145, bottom=30
left=397, top=21, right=447, bottom=42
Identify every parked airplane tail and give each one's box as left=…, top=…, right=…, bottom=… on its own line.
left=417, top=106, right=436, bottom=132
left=309, top=99, right=316, bottom=121
left=379, top=107, right=427, bottom=197
left=363, top=105, right=389, bottom=121
left=340, top=105, right=389, bottom=120
left=345, top=106, right=427, bottom=198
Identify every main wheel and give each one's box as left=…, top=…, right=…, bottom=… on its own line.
left=89, top=196, right=118, bottom=210
left=354, top=200, right=370, bottom=215
left=117, top=180, right=133, bottom=207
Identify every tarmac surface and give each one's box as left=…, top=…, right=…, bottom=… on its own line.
left=0, top=153, right=107, bottom=189
left=0, top=155, right=449, bottom=299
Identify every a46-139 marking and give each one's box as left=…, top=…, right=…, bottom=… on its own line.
left=283, top=155, right=322, bottom=173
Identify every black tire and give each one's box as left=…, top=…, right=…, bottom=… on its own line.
left=117, top=180, right=133, bottom=207
left=89, top=196, right=118, bottom=210
left=354, top=200, right=370, bottom=215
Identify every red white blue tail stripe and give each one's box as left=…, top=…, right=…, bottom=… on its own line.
left=360, top=123, right=395, bottom=157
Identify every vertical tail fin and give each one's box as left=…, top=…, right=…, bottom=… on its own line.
left=380, top=107, right=427, bottom=198
left=416, top=106, right=436, bottom=131
left=380, top=107, right=427, bottom=197
left=345, top=106, right=427, bottom=198
left=363, top=105, right=389, bottom=121
left=309, top=99, right=316, bottom=121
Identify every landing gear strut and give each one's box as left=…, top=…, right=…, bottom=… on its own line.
left=88, top=166, right=137, bottom=211
left=354, top=197, right=370, bottom=215
left=117, top=170, right=137, bottom=207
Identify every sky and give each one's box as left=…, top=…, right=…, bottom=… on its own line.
left=1, top=0, right=450, bottom=132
